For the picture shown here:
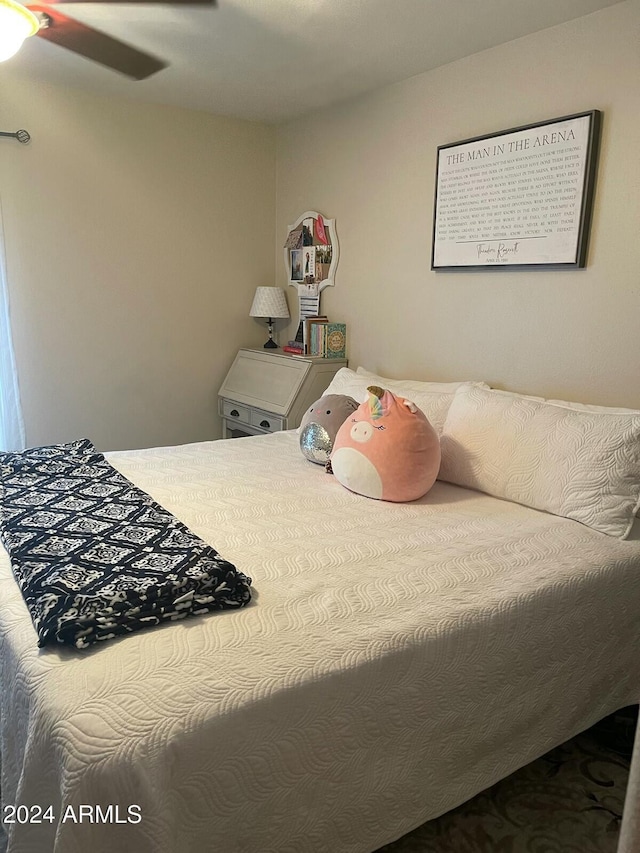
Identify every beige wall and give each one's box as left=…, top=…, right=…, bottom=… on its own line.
left=276, top=0, right=640, bottom=408
left=2, top=1, right=637, bottom=455
left=0, top=74, right=275, bottom=451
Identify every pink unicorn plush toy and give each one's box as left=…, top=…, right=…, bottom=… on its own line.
left=330, top=386, right=441, bottom=502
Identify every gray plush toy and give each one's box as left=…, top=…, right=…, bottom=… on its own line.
left=299, top=394, right=359, bottom=464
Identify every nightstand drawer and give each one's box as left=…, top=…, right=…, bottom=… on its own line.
left=249, top=409, right=285, bottom=433
left=222, top=400, right=250, bottom=424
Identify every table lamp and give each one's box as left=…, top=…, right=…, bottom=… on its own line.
left=249, top=287, right=290, bottom=349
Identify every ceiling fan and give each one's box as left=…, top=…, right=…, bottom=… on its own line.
left=0, top=0, right=216, bottom=80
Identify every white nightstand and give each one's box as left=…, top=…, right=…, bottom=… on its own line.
left=218, top=348, right=348, bottom=438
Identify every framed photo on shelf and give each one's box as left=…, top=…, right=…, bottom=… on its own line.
left=431, top=110, right=602, bottom=270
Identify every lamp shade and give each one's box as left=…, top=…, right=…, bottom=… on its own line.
left=0, top=0, right=39, bottom=62
left=249, top=287, right=290, bottom=319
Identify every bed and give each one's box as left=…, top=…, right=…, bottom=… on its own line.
left=1, top=372, right=640, bottom=853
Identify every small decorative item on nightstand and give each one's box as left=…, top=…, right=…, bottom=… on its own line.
left=249, top=287, right=290, bottom=349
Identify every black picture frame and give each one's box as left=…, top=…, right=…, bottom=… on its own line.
left=431, top=110, right=602, bottom=271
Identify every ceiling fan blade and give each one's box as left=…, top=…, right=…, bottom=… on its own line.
left=27, top=5, right=167, bottom=79
left=43, top=0, right=216, bottom=4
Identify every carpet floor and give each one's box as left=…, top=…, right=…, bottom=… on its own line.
left=377, top=708, right=637, bottom=853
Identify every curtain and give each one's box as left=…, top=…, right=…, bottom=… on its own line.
left=0, top=199, right=25, bottom=452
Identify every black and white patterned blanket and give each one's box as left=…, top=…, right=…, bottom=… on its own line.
left=0, top=439, right=252, bottom=649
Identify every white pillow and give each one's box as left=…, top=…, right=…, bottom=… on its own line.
left=356, top=367, right=470, bottom=396
left=322, top=367, right=487, bottom=436
left=547, top=398, right=640, bottom=415
left=548, top=399, right=640, bottom=519
left=439, top=385, right=640, bottom=538
left=322, top=367, right=371, bottom=401
left=529, top=398, right=640, bottom=520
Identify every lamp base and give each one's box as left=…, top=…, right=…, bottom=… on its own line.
left=263, top=317, right=278, bottom=349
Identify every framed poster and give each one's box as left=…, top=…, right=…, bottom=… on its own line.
left=431, top=110, right=602, bottom=270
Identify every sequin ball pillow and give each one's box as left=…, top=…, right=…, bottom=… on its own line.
left=299, top=394, right=359, bottom=464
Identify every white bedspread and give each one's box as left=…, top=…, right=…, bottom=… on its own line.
left=1, top=431, right=640, bottom=853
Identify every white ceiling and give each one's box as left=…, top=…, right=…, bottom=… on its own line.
left=5, top=0, right=624, bottom=123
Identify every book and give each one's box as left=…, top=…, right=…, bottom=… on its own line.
left=303, top=315, right=327, bottom=354
left=325, top=323, right=346, bottom=359
left=309, top=321, right=328, bottom=356
left=282, top=345, right=304, bottom=355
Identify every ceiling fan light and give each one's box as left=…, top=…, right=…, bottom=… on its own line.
left=0, top=0, right=40, bottom=62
